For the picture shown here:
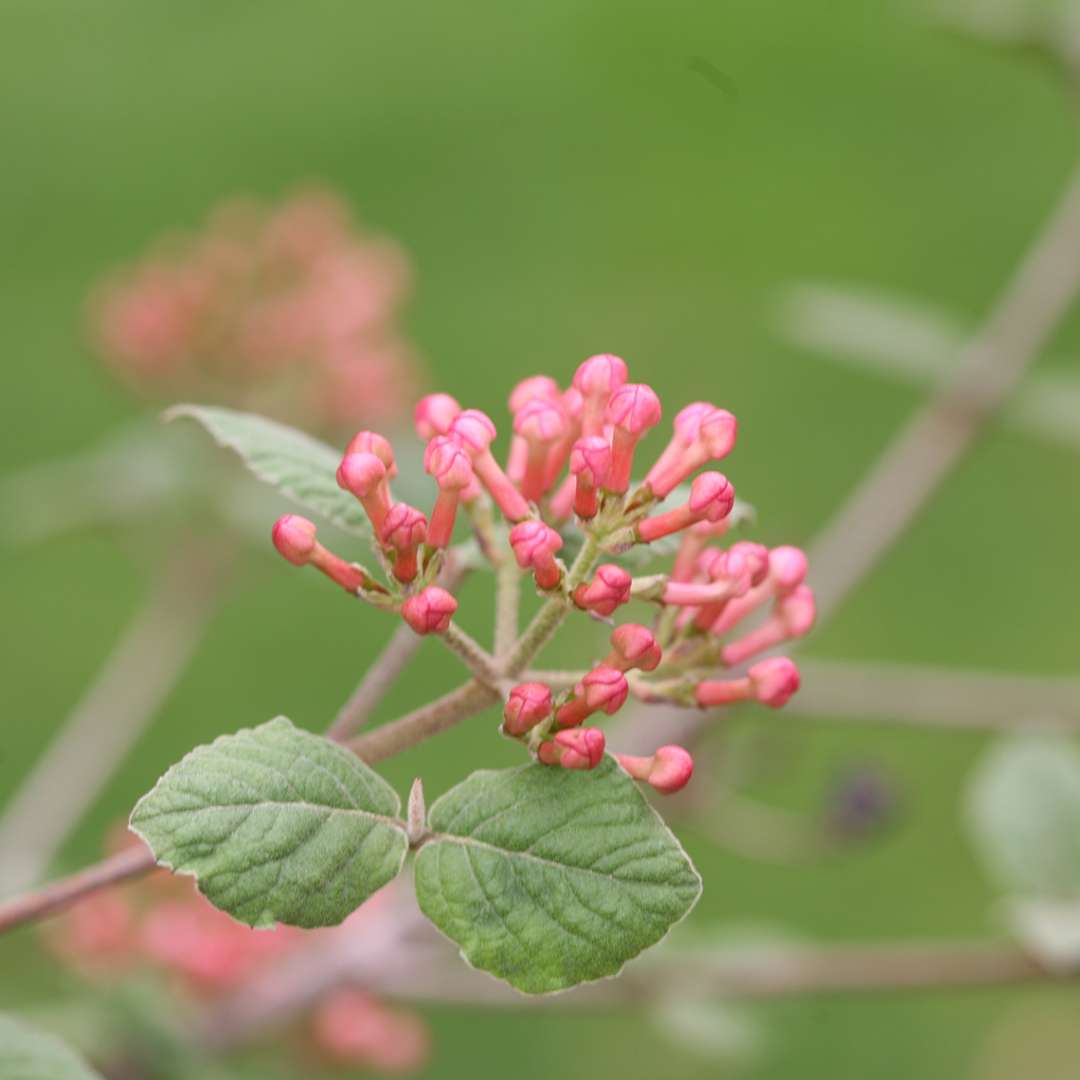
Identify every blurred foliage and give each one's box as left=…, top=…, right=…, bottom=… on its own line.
left=3, top=0, right=1080, bottom=1077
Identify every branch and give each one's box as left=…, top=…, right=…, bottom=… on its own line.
left=348, top=680, right=499, bottom=763
left=808, top=159, right=1080, bottom=624
left=325, top=623, right=422, bottom=741
left=0, top=845, right=156, bottom=934
left=438, top=624, right=504, bottom=690
left=494, top=559, right=521, bottom=658
left=0, top=541, right=227, bottom=893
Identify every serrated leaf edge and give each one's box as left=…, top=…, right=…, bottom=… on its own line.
left=416, top=755, right=703, bottom=996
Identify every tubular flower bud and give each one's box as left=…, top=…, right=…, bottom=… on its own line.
left=502, top=682, right=553, bottom=736
left=506, top=376, right=562, bottom=483
left=729, top=541, right=771, bottom=587
left=413, top=393, right=462, bottom=440
left=636, top=471, right=734, bottom=543
left=509, top=520, right=564, bottom=590
left=555, top=666, right=629, bottom=728
left=720, top=585, right=816, bottom=666
left=687, top=547, right=754, bottom=630
left=748, top=657, right=801, bottom=707
left=710, top=545, right=809, bottom=637
left=661, top=548, right=750, bottom=608
left=513, top=397, right=567, bottom=502
left=606, top=383, right=662, bottom=493
left=424, top=435, right=475, bottom=548
left=272, top=515, right=368, bottom=592
left=569, top=435, right=612, bottom=519
left=344, top=430, right=397, bottom=479
left=615, top=745, right=694, bottom=794
left=538, top=727, right=606, bottom=770
left=695, top=656, right=801, bottom=709
left=573, top=353, right=628, bottom=436
left=337, top=451, right=392, bottom=533
left=572, top=563, right=632, bottom=617
left=542, top=386, right=582, bottom=491
left=379, top=502, right=427, bottom=583
left=401, top=586, right=458, bottom=635
left=643, top=405, right=738, bottom=498
left=605, top=624, right=662, bottom=673
left=450, top=409, right=532, bottom=522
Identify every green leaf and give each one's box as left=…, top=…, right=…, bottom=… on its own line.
left=167, top=404, right=373, bottom=539
left=967, top=733, right=1080, bottom=897
left=0, top=1014, right=103, bottom=1080
left=130, top=717, right=408, bottom=928
left=414, top=756, right=702, bottom=993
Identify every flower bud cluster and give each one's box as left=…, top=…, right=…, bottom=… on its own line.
left=268, top=353, right=814, bottom=796
left=92, top=190, right=419, bottom=431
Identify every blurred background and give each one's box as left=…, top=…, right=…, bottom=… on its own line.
left=3, top=0, right=1080, bottom=1077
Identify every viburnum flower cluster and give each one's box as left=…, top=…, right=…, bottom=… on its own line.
left=44, top=833, right=428, bottom=1073
left=271, top=353, right=814, bottom=793
left=92, top=190, right=419, bottom=430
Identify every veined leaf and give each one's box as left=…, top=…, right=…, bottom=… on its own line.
left=415, top=756, right=701, bottom=993
left=130, top=717, right=408, bottom=928
left=167, top=404, right=373, bottom=538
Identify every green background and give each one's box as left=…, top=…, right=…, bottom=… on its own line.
left=3, top=0, right=1080, bottom=1077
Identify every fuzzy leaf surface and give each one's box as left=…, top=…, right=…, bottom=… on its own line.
left=130, top=717, right=408, bottom=928
left=414, top=756, right=701, bottom=993
left=0, top=1015, right=103, bottom=1080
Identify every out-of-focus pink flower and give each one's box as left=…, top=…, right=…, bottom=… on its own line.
left=313, top=989, right=430, bottom=1074
left=90, top=190, right=421, bottom=432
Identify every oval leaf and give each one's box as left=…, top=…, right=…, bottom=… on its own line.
left=130, top=717, right=408, bottom=928
left=0, top=1014, right=103, bottom=1080
left=167, top=404, right=372, bottom=538
left=414, top=756, right=702, bottom=993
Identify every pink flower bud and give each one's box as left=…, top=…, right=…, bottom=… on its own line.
left=401, top=586, right=458, bottom=635
left=272, top=513, right=317, bottom=565
left=509, top=520, right=564, bottom=590
left=513, top=397, right=567, bottom=502
left=344, top=430, right=396, bottom=478
left=424, top=435, right=475, bottom=548
left=380, top=503, right=427, bottom=583
left=413, top=393, right=462, bottom=440
left=709, top=545, right=809, bottom=636
left=605, top=624, right=662, bottom=672
left=644, top=404, right=738, bottom=498
left=720, top=585, right=816, bottom=666
left=272, top=515, right=368, bottom=592
left=313, top=989, right=429, bottom=1073
left=748, top=657, right=801, bottom=707
left=729, top=541, right=771, bottom=587
left=509, top=375, right=561, bottom=412
left=337, top=451, right=391, bottom=533
left=573, top=353, right=628, bottom=436
left=538, top=727, right=606, bottom=770
left=615, top=745, right=694, bottom=794
left=606, top=383, right=662, bottom=493
left=450, top=409, right=532, bottom=522
left=637, top=471, right=734, bottom=543
left=503, top=682, right=553, bottom=736
left=555, top=665, right=629, bottom=728
left=572, top=563, right=632, bottom=617
left=569, top=435, right=612, bottom=519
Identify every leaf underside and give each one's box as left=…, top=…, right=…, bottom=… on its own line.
left=0, top=1014, right=103, bottom=1080
left=168, top=404, right=373, bottom=539
left=130, top=717, right=408, bottom=928
left=414, top=756, right=702, bottom=994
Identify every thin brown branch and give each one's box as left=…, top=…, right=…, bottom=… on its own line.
left=0, top=845, right=156, bottom=934
left=325, top=623, right=423, bottom=742
left=348, top=680, right=499, bottom=763
left=438, top=624, right=504, bottom=690
left=494, top=560, right=521, bottom=659
left=808, top=160, right=1080, bottom=624
left=0, top=541, right=227, bottom=892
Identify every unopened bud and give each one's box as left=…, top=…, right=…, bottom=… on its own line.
left=401, top=586, right=458, bottom=635
left=503, top=682, right=553, bottom=736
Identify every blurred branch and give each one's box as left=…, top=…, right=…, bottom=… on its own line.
left=0, top=845, right=156, bottom=934
left=0, top=541, right=228, bottom=894
left=788, top=659, right=1080, bottom=730
left=807, top=159, right=1080, bottom=623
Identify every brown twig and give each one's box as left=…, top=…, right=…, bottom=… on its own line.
left=0, top=541, right=227, bottom=893
left=0, top=845, right=157, bottom=934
